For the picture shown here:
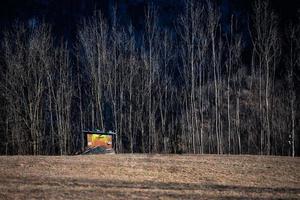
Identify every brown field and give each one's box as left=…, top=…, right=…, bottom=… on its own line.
left=0, top=154, right=299, bottom=200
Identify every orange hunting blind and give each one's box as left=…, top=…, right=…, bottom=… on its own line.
left=82, top=130, right=116, bottom=154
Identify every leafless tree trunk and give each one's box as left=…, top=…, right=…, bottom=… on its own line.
left=286, top=25, right=297, bottom=157
left=2, top=23, right=53, bottom=154
left=251, top=0, right=280, bottom=155
left=143, top=4, right=159, bottom=153
left=208, top=1, right=222, bottom=154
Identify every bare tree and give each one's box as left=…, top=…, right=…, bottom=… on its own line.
left=207, top=1, right=223, bottom=154
left=286, top=25, right=297, bottom=157
left=142, top=4, right=160, bottom=153
left=2, top=23, right=53, bottom=154
left=225, top=15, right=242, bottom=154
left=251, top=0, right=280, bottom=155
left=78, top=12, right=108, bottom=131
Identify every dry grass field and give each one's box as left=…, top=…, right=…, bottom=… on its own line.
left=0, top=154, right=299, bottom=199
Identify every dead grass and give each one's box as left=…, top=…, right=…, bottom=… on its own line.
left=0, top=154, right=299, bottom=199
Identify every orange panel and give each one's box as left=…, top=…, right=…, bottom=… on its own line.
left=87, top=134, right=112, bottom=149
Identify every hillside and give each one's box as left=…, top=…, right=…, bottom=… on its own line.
left=0, top=154, right=299, bottom=199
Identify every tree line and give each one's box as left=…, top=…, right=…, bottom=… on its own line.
left=0, top=0, right=299, bottom=156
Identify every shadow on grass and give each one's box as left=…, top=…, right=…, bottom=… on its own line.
left=0, top=175, right=299, bottom=199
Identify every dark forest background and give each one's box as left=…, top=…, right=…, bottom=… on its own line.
left=0, top=0, right=299, bottom=156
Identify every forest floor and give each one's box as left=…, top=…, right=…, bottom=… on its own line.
left=0, top=154, right=299, bottom=199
